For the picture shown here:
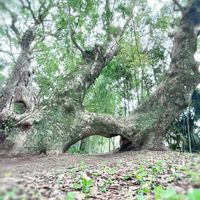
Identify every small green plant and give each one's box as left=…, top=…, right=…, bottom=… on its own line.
left=154, top=186, right=164, bottom=200
left=98, top=177, right=114, bottom=193
left=138, top=182, right=151, bottom=195
left=73, top=175, right=93, bottom=194
left=98, top=181, right=109, bottom=193
left=0, top=188, right=17, bottom=200
left=154, top=186, right=196, bottom=200
left=123, top=173, right=133, bottom=180
left=136, top=193, right=145, bottom=200
left=151, top=160, right=164, bottom=175
left=135, top=165, right=148, bottom=182
left=104, top=166, right=116, bottom=175
left=135, top=165, right=152, bottom=196
left=79, top=162, right=87, bottom=171
left=73, top=182, right=82, bottom=190
left=185, top=169, right=200, bottom=183
left=92, top=171, right=100, bottom=177
left=187, top=189, right=200, bottom=200
left=81, top=177, right=93, bottom=193
left=155, top=188, right=184, bottom=200
left=67, top=167, right=80, bottom=174
left=65, top=192, right=75, bottom=200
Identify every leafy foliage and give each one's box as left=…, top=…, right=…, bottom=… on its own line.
left=167, top=89, right=200, bottom=153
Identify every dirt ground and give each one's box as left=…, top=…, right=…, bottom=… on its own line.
left=0, top=151, right=200, bottom=200
left=0, top=152, right=111, bottom=177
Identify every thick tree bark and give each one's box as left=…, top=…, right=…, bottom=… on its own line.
left=0, top=1, right=52, bottom=155
left=1, top=0, right=199, bottom=155
left=0, top=28, right=37, bottom=124
left=0, top=28, right=38, bottom=154
left=61, top=1, right=200, bottom=152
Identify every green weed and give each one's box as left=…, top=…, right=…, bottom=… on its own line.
left=65, top=192, right=75, bottom=200
left=73, top=175, right=93, bottom=194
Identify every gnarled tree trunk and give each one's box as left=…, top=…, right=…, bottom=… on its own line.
left=60, top=1, right=200, bottom=152
left=0, top=1, right=52, bottom=155
left=1, top=0, right=199, bottom=155
left=0, top=28, right=38, bottom=155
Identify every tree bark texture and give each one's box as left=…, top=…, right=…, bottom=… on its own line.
left=1, top=0, right=200, bottom=155
left=0, top=28, right=39, bottom=154
left=61, top=2, right=200, bottom=152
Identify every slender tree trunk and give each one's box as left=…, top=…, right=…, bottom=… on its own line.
left=79, top=138, right=88, bottom=153
left=133, top=70, right=140, bottom=105
left=140, top=68, right=144, bottom=102
left=187, top=106, right=192, bottom=153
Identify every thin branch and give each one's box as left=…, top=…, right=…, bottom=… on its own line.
left=19, top=0, right=38, bottom=23
left=20, top=0, right=52, bottom=24
left=10, top=15, right=21, bottom=41
left=4, top=27, right=16, bottom=63
left=172, top=0, right=184, bottom=14
left=0, top=49, right=16, bottom=59
left=104, top=0, right=112, bottom=31
left=19, top=0, right=53, bottom=50
left=0, top=2, right=21, bottom=41
left=118, top=0, right=136, bottom=38
left=38, top=0, right=47, bottom=17
left=70, top=31, right=85, bottom=55
left=37, top=0, right=52, bottom=23
left=104, top=0, right=136, bottom=57
left=67, top=5, right=85, bottom=55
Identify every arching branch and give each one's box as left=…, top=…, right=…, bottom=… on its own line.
left=61, top=0, right=200, bottom=152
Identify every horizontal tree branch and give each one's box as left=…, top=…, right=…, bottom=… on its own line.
left=62, top=111, right=138, bottom=152
left=62, top=1, right=200, bottom=152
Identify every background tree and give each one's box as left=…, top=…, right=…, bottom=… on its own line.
left=167, top=89, right=200, bottom=153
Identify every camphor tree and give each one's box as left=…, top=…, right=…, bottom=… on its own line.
left=0, top=0, right=200, bottom=155
left=0, top=0, right=53, bottom=154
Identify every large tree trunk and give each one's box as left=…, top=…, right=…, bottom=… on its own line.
left=1, top=0, right=199, bottom=155
left=0, top=1, right=52, bottom=155
left=0, top=28, right=39, bottom=155
left=0, top=29, right=37, bottom=124
left=60, top=2, right=200, bottom=152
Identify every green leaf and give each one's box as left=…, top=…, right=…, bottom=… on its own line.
left=0, top=27, right=5, bottom=36
left=136, top=194, right=145, bottom=200
left=0, top=73, right=5, bottom=85
left=0, top=64, right=4, bottom=70
left=157, top=188, right=184, bottom=200
left=65, top=192, right=75, bottom=200
left=73, top=183, right=82, bottom=190
left=187, top=189, right=200, bottom=200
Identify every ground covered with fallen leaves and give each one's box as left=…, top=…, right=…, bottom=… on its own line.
left=0, top=151, right=200, bottom=200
